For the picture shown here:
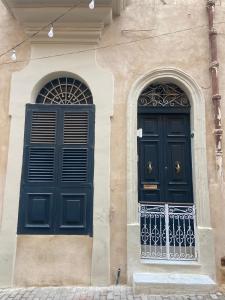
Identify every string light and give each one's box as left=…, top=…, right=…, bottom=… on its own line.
left=3, top=15, right=225, bottom=65
left=11, top=49, right=16, bottom=61
left=2, top=2, right=225, bottom=64
left=89, top=0, right=95, bottom=10
left=48, top=25, right=54, bottom=38
left=0, top=1, right=82, bottom=61
left=0, top=24, right=211, bottom=67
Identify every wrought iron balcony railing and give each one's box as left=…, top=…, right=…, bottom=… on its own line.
left=139, top=204, right=197, bottom=261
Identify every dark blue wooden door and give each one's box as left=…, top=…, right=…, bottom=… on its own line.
left=138, top=113, right=193, bottom=204
left=18, top=104, right=95, bottom=235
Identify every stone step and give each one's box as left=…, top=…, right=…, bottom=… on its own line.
left=133, top=272, right=217, bottom=295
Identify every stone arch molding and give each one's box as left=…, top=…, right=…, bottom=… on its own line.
left=126, top=67, right=216, bottom=281
left=0, top=51, right=113, bottom=287
left=127, top=67, right=211, bottom=228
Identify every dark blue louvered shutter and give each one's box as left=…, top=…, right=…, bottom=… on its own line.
left=18, top=104, right=95, bottom=235
left=55, top=106, right=95, bottom=235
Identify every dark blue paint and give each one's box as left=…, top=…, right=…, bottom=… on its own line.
left=17, top=104, right=95, bottom=235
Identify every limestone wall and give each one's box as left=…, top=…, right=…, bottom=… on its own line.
left=95, top=0, right=225, bottom=283
left=0, top=0, right=225, bottom=286
left=0, top=1, right=29, bottom=225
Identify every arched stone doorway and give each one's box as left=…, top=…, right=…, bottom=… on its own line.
left=127, top=68, right=216, bottom=291
left=137, top=83, right=195, bottom=261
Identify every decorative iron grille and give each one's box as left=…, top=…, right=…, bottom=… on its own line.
left=36, top=77, right=93, bottom=105
left=140, top=204, right=197, bottom=260
left=138, top=83, right=190, bottom=107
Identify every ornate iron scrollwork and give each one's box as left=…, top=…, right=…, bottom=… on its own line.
left=138, top=83, right=190, bottom=107
left=36, top=77, right=93, bottom=105
left=140, top=204, right=196, bottom=260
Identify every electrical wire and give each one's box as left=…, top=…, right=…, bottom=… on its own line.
left=0, top=0, right=81, bottom=59
left=1, top=21, right=225, bottom=67
left=1, top=0, right=225, bottom=67
left=1, top=2, right=225, bottom=61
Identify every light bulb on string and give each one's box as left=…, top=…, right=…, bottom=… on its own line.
left=48, top=25, right=54, bottom=38
left=89, top=0, right=95, bottom=10
left=11, top=49, right=17, bottom=61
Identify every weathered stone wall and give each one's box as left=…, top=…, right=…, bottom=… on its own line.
left=1, top=0, right=225, bottom=286
left=14, top=236, right=92, bottom=286
left=96, top=0, right=225, bottom=283
left=0, top=1, right=29, bottom=225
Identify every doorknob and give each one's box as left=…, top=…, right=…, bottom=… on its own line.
left=175, top=161, right=181, bottom=174
left=147, top=161, right=153, bottom=174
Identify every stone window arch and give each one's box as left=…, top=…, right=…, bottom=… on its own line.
left=17, top=76, right=95, bottom=235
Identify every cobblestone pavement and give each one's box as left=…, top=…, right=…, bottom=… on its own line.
left=0, top=286, right=225, bottom=300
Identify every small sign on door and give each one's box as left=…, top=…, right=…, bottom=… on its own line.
left=144, top=184, right=158, bottom=190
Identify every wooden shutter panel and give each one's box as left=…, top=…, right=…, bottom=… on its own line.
left=63, top=112, right=89, bottom=144
left=18, top=104, right=95, bottom=235
left=18, top=106, right=58, bottom=234
left=55, top=106, right=94, bottom=234
left=31, top=111, right=56, bottom=144
left=62, top=148, right=88, bottom=182
left=28, top=148, right=55, bottom=182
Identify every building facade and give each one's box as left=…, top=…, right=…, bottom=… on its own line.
left=0, top=0, right=225, bottom=294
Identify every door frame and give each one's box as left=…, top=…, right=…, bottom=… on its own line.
left=127, top=68, right=216, bottom=283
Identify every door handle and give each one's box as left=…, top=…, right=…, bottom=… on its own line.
left=147, top=161, right=153, bottom=174
left=175, top=161, right=181, bottom=174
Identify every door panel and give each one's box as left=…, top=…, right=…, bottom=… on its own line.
left=142, top=116, right=160, bottom=136
left=139, top=141, right=161, bottom=202
left=138, top=113, right=193, bottom=204
left=19, top=187, right=55, bottom=234
left=56, top=190, right=88, bottom=234
left=138, top=114, right=163, bottom=203
left=166, top=115, right=187, bottom=137
left=143, top=143, right=160, bottom=181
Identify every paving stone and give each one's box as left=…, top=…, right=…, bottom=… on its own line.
left=140, top=295, right=148, bottom=300
left=0, top=287, right=225, bottom=300
left=147, top=296, right=157, bottom=300
left=154, top=296, right=162, bottom=300
left=210, top=294, right=219, bottom=299
left=174, top=296, right=184, bottom=300
left=107, top=292, right=114, bottom=299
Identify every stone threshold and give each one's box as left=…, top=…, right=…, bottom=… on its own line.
left=133, top=272, right=217, bottom=295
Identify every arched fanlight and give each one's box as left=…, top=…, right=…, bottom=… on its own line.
left=36, top=77, right=93, bottom=105
left=138, top=83, right=190, bottom=107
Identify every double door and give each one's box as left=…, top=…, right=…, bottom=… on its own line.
left=138, top=113, right=193, bottom=205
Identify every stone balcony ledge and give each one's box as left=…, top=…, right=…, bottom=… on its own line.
left=2, top=0, right=127, bottom=43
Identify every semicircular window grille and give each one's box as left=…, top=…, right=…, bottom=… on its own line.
left=138, top=83, right=190, bottom=107
left=36, top=77, right=93, bottom=105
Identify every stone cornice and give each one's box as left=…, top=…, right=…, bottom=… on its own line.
left=1, top=0, right=127, bottom=43
left=25, top=22, right=104, bottom=44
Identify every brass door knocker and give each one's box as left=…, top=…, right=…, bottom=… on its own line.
left=175, top=161, right=181, bottom=174
left=147, top=161, right=153, bottom=174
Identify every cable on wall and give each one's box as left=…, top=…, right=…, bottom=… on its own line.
left=1, top=21, right=225, bottom=67
left=0, top=0, right=97, bottom=61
